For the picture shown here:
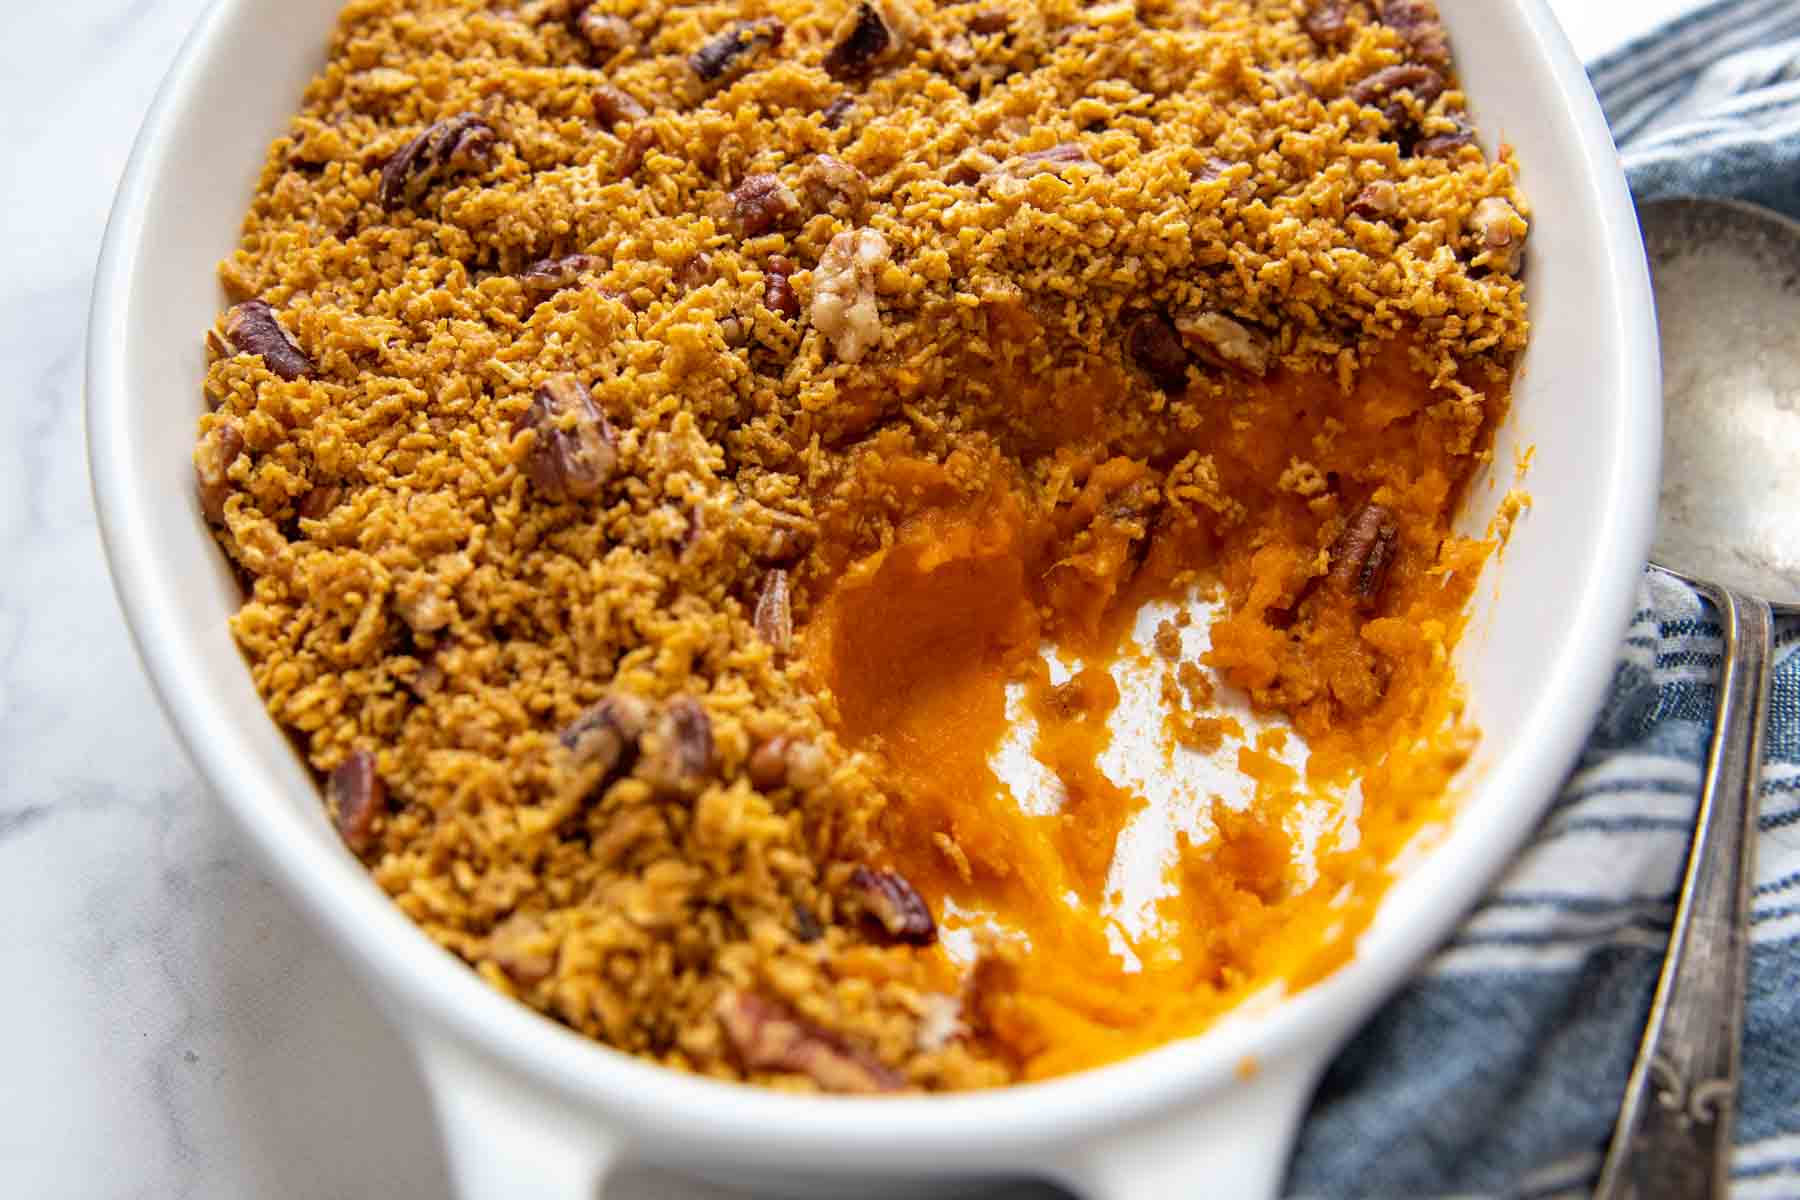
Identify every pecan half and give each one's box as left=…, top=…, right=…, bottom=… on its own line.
left=559, top=692, right=652, bottom=785
left=1304, top=0, right=1351, bottom=48
left=1349, top=63, right=1445, bottom=126
left=1176, top=312, right=1271, bottom=377
left=639, top=696, right=714, bottom=797
left=1377, top=0, right=1450, bottom=68
left=1127, top=312, right=1189, bottom=393
left=379, top=112, right=498, bottom=211
left=748, top=735, right=830, bottom=792
left=676, top=252, right=716, bottom=290
left=1327, top=503, right=1400, bottom=607
left=792, top=902, right=825, bottom=943
left=223, top=300, right=315, bottom=381
left=575, top=7, right=636, bottom=59
left=823, top=2, right=895, bottom=82
left=1349, top=179, right=1399, bottom=220
left=614, top=124, right=656, bottom=181
left=297, top=481, right=342, bottom=522
left=690, top=18, right=785, bottom=85
left=968, top=9, right=1009, bottom=35
left=488, top=913, right=557, bottom=986
left=717, top=990, right=904, bottom=1093
left=820, top=95, right=857, bottom=130
left=799, top=154, right=868, bottom=217
left=848, top=866, right=936, bottom=944
left=514, top=375, right=618, bottom=503
left=194, top=421, right=246, bottom=524
left=1469, top=195, right=1527, bottom=274
left=328, top=750, right=385, bottom=855
left=1412, top=127, right=1477, bottom=159
left=519, top=253, right=603, bottom=295
left=753, top=568, right=793, bottom=655
left=730, top=173, right=799, bottom=237
left=591, top=84, right=647, bottom=130
left=811, top=228, right=889, bottom=364
left=763, top=256, right=800, bottom=319
left=987, top=142, right=1095, bottom=187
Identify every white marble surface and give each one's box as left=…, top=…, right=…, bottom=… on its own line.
left=0, top=1, right=1689, bottom=1196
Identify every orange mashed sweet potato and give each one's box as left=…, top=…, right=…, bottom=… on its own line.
left=803, top=343, right=1501, bottom=1079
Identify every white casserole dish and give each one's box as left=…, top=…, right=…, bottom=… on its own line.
left=86, top=1, right=1660, bottom=1195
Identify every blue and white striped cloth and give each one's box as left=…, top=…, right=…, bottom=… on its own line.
left=1288, top=4, right=1800, bottom=1196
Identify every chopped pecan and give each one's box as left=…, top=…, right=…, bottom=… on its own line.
left=614, top=123, right=656, bottom=181
left=488, top=913, right=557, bottom=986
left=1377, top=0, right=1450, bottom=68
left=1349, top=179, right=1399, bottom=220
left=591, top=84, right=647, bottom=130
left=1469, top=196, right=1527, bottom=274
left=690, top=18, right=785, bottom=85
left=1304, top=0, right=1351, bottom=48
left=811, top=228, right=889, bottom=364
left=574, top=7, right=636, bottom=59
left=730, top=173, right=799, bottom=237
left=297, top=481, right=342, bottom=522
left=514, top=375, right=617, bottom=503
left=753, top=568, right=793, bottom=655
left=1348, top=63, right=1445, bottom=126
left=763, top=256, right=801, bottom=319
left=379, top=112, right=498, bottom=211
left=328, top=750, right=385, bottom=855
left=820, top=95, right=856, bottom=130
left=799, top=154, right=868, bottom=217
left=1176, top=312, right=1271, bottom=377
left=1327, top=503, right=1400, bottom=607
left=848, top=866, right=936, bottom=945
left=519, top=253, right=603, bottom=295
left=716, top=990, right=903, bottom=1093
left=1127, top=312, right=1190, bottom=393
left=639, top=696, right=714, bottom=797
left=194, top=421, right=246, bottom=524
left=823, top=2, right=895, bottom=82
left=223, top=300, right=315, bottom=381
left=558, top=692, right=651, bottom=786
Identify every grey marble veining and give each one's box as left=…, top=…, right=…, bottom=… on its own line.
left=0, top=1, right=1665, bottom=1196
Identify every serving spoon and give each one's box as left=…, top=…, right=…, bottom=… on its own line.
left=1594, top=197, right=1800, bottom=1200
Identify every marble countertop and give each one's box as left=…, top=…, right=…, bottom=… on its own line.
left=0, top=1, right=1692, bottom=1195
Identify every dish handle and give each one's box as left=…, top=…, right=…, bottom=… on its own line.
left=1057, top=1058, right=1320, bottom=1200
left=413, top=1034, right=626, bottom=1200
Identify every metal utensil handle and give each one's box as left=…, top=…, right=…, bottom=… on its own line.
left=1594, top=585, right=1773, bottom=1200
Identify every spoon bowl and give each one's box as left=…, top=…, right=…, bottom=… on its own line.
left=1642, top=197, right=1800, bottom=607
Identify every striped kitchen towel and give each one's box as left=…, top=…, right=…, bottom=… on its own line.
left=1287, top=4, right=1800, bottom=1197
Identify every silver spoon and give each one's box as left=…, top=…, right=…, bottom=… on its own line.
left=1594, top=197, right=1800, bottom=1200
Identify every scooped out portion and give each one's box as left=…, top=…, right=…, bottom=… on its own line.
left=802, top=341, right=1501, bottom=1079
left=195, top=0, right=1527, bottom=1090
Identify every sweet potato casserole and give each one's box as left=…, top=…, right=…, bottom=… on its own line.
left=195, top=0, right=1529, bottom=1090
